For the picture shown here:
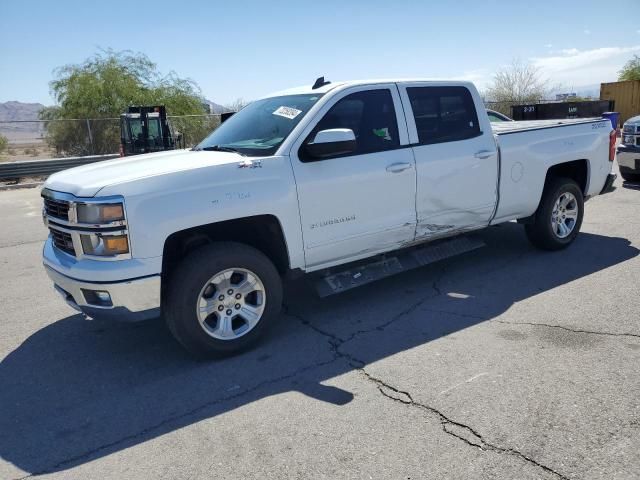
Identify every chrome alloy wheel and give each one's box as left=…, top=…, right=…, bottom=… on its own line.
left=196, top=268, right=266, bottom=340
left=551, top=192, right=579, bottom=239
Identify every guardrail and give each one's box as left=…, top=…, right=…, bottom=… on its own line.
left=0, top=154, right=118, bottom=180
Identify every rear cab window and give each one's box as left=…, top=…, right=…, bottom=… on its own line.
left=406, top=86, right=481, bottom=145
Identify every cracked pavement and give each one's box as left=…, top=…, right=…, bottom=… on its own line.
left=1, top=174, right=639, bottom=479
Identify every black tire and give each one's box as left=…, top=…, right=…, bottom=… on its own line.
left=525, top=177, right=584, bottom=251
left=164, top=242, right=283, bottom=358
left=620, top=170, right=640, bottom=182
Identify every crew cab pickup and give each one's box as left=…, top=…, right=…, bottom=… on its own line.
left=41, top=79, right=617, bottom=356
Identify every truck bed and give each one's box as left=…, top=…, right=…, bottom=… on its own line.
left=491, top=116, right=612, bottom=225
left=491, top=118, right=603, bottom=135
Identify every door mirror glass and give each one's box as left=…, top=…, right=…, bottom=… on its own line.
left=305, top=128, right=356, bottom=159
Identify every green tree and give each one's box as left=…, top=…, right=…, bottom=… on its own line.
left=618, top=55, right=640, bottom=81
left=0, top=134, right=8, bottom=155
left=485, top=60, right=551, bottom=115
left=40, top=49, right=208, bottom=156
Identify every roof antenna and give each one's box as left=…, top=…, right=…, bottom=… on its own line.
left=312, top=76, right=330, bottom=89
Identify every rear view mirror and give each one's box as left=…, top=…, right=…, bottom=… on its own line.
left=304, top=128, right=356, bottom=159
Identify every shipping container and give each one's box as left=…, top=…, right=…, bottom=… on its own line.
left=600, top=80, right=640, bottom=126
left=510, top=100, right=613, bottom=121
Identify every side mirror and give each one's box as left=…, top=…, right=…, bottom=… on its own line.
left=304, top=128, right=356, bottom=159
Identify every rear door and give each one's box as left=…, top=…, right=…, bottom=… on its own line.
left=398, top=83, right=498, bottom=239
left=289, top=85, right=417, bottom=270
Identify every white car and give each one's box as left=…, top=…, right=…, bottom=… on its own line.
left=41, top=78, right=617, bottom=356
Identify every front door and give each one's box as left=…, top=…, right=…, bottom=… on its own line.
left=289, top=85, right=417, bottom=270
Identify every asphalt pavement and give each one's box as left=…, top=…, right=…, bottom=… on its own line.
left=1, top=177, right=639, bottom=480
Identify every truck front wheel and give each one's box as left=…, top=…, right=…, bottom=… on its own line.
left=165, top=242, right=283, bottom=357
left=525, top=177, right=584, bottom=250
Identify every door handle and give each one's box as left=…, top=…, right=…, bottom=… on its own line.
left=386, top=162, right=412, bottom=173
left=474, top=150, right=495, bottom=159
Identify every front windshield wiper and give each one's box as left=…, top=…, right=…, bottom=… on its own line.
left=196, top=145, right=245, bottom=155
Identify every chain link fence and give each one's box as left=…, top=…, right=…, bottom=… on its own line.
left=0, top=114, right=221, bottom=162
left=1, top=100, right=582, bottom=163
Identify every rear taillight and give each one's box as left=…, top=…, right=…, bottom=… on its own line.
left=609, top=130, right=615, bottom=162
left=119, top=144, right=124, bottom=157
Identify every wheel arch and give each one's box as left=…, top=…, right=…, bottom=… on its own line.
left=517, top=159, right=588, bottom=225
left=161, top=215, right=291, bottom=285
left=544, top=159, right=590, bottom=194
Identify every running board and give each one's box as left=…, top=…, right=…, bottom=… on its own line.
left=314, top=235, right=485, bottom=297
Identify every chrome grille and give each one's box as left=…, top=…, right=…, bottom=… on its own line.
left=44, top=198, right=70, bottom=221
left=49, top=228, right=75, bottom=256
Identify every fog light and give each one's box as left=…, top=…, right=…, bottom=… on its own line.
left=96, top=291, right=111, bottom=302
left=82, top=289, right=113, bottom=307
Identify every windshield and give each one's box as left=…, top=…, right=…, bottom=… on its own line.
left=195, top=94, right=323, bottom=156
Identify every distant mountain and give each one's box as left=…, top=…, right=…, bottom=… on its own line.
left=1, top=99, right=231, bottom=119
left=0, top=101, right=45, bottom=121
left=0, top=101, right=46, bottom=141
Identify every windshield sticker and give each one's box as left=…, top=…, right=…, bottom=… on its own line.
left=273, top=106, right=302, bottom=119
left=372, top=127, right=392, bottom=140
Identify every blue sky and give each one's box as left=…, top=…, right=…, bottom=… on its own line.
left=1, top=0, right=639, bottom=106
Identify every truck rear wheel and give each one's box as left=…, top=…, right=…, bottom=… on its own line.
left=525, top=177, right=584, bottom=250
left=165, top=242, right=283, bottom=357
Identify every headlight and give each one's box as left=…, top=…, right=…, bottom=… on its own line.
left=81, top=234, right=129, bottom=256
left=77, top=203, right=125, bottom=224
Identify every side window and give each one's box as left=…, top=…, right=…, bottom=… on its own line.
left=120, top=118, right=130, bottom=141
left=407, top=87, right=480, bottom=145
left=487, top=112, right=505, bottom=122
left=306, top=89, right=399, bottom=159
left=129, top=118, right=143, bottom=139
left=147, top=118, right=161, bottom=139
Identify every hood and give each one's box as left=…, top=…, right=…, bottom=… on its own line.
left=625, top=115, right=640, bottom=126
left=43, top=149, right=245, bottom=197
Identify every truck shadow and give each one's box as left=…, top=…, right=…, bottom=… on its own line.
left=1, top=224, right=638, bottom=475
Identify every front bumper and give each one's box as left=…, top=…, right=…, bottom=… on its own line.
left=44, top=264, right=161, bottom=322
left=617, top=144, right=640, bottom=173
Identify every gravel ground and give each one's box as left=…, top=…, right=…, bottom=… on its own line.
left=0, top=174, right=639, bottom=480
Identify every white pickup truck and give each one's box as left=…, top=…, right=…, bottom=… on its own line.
left=41, top=78, right=617, bottom=356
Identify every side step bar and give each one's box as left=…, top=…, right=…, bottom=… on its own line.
left=314, top=235, right=485, bottom=297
